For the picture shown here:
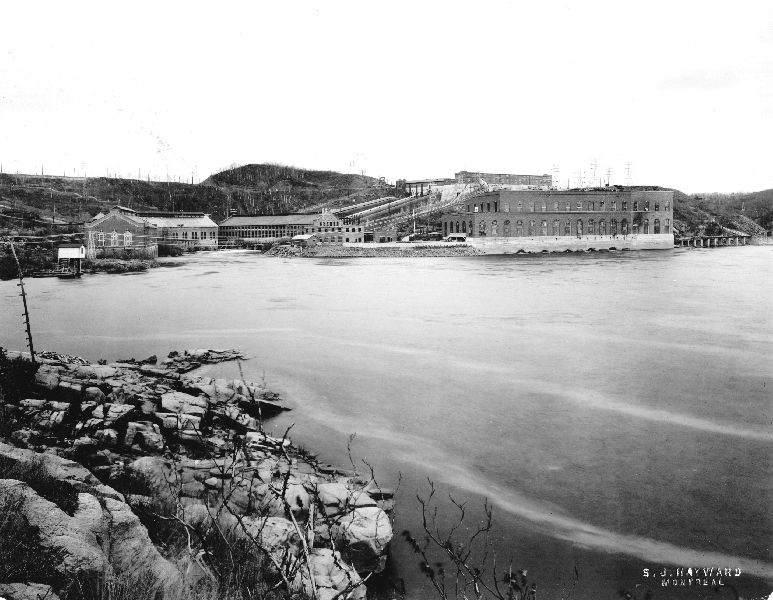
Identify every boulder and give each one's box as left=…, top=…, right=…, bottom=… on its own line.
left=243, top=516, right=301, bottom=565
left=102, top=495, right=183, bottom=595
left=92, top=403, right=135, bottom=426
left=291, top=548, right=366, bottom=600
left=34, top=365, right=60, bottom=390
left=124, top=422, right=164, bottom=452
left=0, top=479, right=108, bottom=581
left=328, top=506, right=393, bottom=573
left=315, top=483, right=377, bottom=516
left=19, top=398, right=47, bottom=409
left=160, top=392, right=208, bottom=416
left=0, top=583, right=61, bottom=600
left=267, top=482, right=310, bottom=518
left=34, top=410, right=67, bottom=430
left=75, top=365, right=118, bottom=379
left=55, top=380, right=83, bottom=400
left=126, top=456, right=174, bottom=497
left=218, top=405, right=260, bottom=431
left=9, top=428, right=35, bottom=448
left=0, top=444, right=183, bottom=598
left=139, top=365, right=178, bottom=378
left=84, top=386, right=107, bottom=403
left=157, top=412, right=201, bottom=431
left=244, top=431, right=290, bottom=451
left=93, top=428, right=119, bottom=447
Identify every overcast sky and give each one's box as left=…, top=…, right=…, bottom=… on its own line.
left=1, top=1, right=771, bottom=193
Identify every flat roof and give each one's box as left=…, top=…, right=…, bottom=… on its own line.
left=141, top=215, right=217, bottom=228
left=220, top=214, right=316, bottom=226
left=135, top=211, right=206, bottom=218
left=403, top=178, right=453, bottom=184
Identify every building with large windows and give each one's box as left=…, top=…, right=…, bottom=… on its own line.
left=83, top=206, right=158, bottom=258
left=455, top=171, right=553, bottom=188
left=218, top=210, right=364, bottom=244
left=441, top=188, right=674, bottom=252
left=136, top=212, right=218, bottom=249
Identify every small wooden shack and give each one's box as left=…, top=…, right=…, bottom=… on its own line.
left=56, top=244, right=86, bottom=276
left=291, top=234, right=318, bottom=248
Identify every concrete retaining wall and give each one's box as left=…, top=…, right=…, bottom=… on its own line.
left=466, top=234, right=674, bottom=254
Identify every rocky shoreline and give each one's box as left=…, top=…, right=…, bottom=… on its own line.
left=0, top=348, right=393, bottom=600
left=265, top=244, right=481, bottom=258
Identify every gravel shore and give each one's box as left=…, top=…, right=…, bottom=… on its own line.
left=266, top=244, right=481, bottom=258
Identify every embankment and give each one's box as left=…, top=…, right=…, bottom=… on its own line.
left=267, top=243, right=481, bottom=258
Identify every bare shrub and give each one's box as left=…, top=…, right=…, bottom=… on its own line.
left=402, top=479, right=540, bottom=600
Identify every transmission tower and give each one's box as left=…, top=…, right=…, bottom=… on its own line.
left=624, top=162, right=633, bottom=186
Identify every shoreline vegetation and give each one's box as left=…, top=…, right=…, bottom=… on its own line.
left=0, top=246, right=159, bottom=280
left=83, top=257, right=159, bottom=274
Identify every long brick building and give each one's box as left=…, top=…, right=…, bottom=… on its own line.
left=441, top=188, right=674, bottom=251
left=218, top=210, right=365, bottom=243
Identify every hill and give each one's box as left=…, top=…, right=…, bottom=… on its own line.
left=0, top=164, right=399, bottom=230
left=0, top=173, right=230, bottom=223
left=673, top=188, right=771, bottom=236
left=202, top=163, right=397, bottom=215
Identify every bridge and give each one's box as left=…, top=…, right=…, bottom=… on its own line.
left=675, top=235, right=750, bottom=247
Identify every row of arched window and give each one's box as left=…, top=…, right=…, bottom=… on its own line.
left=444, top=218, right=671, bottom=237
left=469, top=199, right=671, bottom=213
left=94, top=230, right=133, bottom=247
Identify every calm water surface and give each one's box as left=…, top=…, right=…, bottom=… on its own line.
left=2, top=247, right=771, bottom=599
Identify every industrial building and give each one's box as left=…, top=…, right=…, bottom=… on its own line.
left=135, top=212, right=218, bottom=249
left=83, top=207, right=218, bottom=254
left=441, top=189, right=675, bottom=252
left=397, top=171, right=553, bottom=198
left=83, top=206, right=158, bottom=258
left=218, top=210, right=364, bottom=244
left=455, top=171, right=553, bottom=188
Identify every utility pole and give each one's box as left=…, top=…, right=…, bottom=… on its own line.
left=9, top=240, right=35, bottom=366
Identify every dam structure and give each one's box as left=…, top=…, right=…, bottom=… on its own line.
left=441, top=188, right=674, bottom=253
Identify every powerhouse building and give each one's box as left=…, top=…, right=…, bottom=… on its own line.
left=455, top=171, right=553, bottom=187
left=441, top=188, right=674, bottom=252
left=218, top=210, right=364, bottom=243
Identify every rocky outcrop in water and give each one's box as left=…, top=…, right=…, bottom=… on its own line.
left=1, top=348, right=393, bottom=600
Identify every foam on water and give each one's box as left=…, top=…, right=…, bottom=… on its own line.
left=278, top=391, right=773, bottom=580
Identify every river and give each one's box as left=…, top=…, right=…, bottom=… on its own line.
left=1, top=247, right=771, bottom=599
